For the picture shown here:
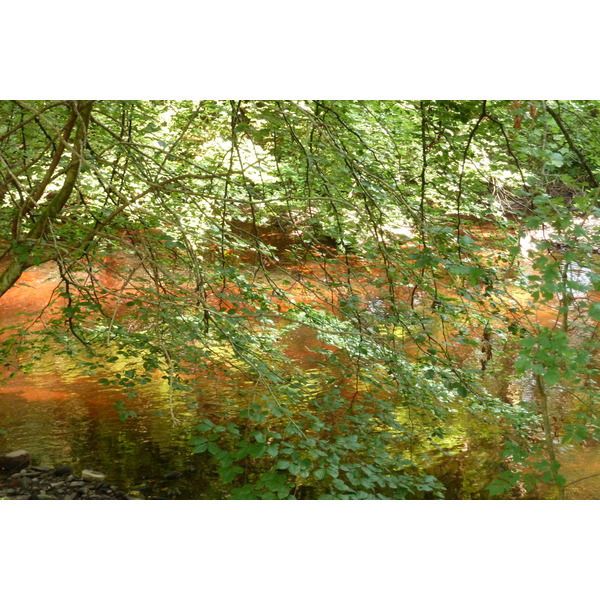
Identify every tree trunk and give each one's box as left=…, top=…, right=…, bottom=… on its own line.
left=0, top=101, right=94, bottom=298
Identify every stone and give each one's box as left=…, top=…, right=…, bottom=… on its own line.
left=81, top=469, right=106, bottom=482
left=36, top=494, right=57, bottom=500
left=30, top=466, right=52, bottom=473
left=164, top=471, right=182, bottom=480
left=53, top=465, right=72, bottom=477
left=0, top=451, right=31, bottom=473
left=20, top=477, right=32, bottom=489
left=69, top=481, right=86, bottom=488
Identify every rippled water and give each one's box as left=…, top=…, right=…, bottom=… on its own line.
left=2, top=257, right=600, bottom=499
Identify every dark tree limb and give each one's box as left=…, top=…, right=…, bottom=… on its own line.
left=455, top=100, right=487, bottom=255
left=546, top=103, right=598, bottom=189
left=0, top=101, right=94, bottom=298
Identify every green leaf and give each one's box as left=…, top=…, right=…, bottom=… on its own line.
left=190, top=436, right=207, bottom=446
left=259, top=472, right=288, bottom=492
left=314, top=468, right=326, bottom=480
left=514, top=355, right=531, bottom=374
left=487, top=478, right=511, bottom=496
left=549, top=152, right=564, bottom=167
left=326, top=466, right=339, bottom=478
left=221, top=466, right=243, bottom=484
left=248, top=443, right=267, bottom=459
left=332, top=478, right=351, bottom=492
left=544, top=367, right=560, bottom=386
left=562, top=424, right=589, bottom=444
left=589, top=302, right=600, bottom=321
left=266, top=444, right=279, bottom=458
left=207, top=442, right=221, bottom=455
left=253, top=431, right=266, bottom=444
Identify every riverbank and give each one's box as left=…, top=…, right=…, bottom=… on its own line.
left=0, top=465, right=138, bottom=500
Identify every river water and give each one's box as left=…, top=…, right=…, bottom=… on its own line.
left=1, top=256, right=599, bottom=499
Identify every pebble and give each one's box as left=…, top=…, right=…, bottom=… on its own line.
left=82, top=469, right=106, bottom=482
left=0, top=450, right=31, bottom=473
left=0, top=465, right=134, bottom=500
left=53, top=466, right=72, bottom=477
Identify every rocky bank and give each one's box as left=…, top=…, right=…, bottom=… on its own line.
left=0, top=450, right=138, bottom=500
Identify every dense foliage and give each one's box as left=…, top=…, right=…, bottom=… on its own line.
left=2, top=100, right=600, bottom=498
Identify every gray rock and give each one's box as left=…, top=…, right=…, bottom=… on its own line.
left=81, top=469, right=106, bottom=482
left=36, top=494, right=57, bottom=500
left=0, top=450, right=31, bottom=473
left=53, top=465, right=72, bottom=477
left=69, top=481, right=86, bottom=488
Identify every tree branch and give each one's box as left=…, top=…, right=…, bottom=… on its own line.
left=0, top=101, right=94, bottom=298
left=546, top=103, right=598, bottom=189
